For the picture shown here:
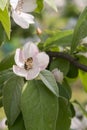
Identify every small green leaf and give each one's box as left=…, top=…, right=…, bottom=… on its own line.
left=44, top=0, right=57, bottom=12
left=3, top=76, right=24, bottom=125
left=0, top=53, right=14, bottom=71
left=0, top=97, right=3, bottom=108
left=79, top=70, right=87, bottom=92
left=44, top=30, right=73, bottom=50
left=35, top=0, right=43, bottom=12
left=56, top=97, right=71, bottom=130
left=69, top=103, right=75, bottom=118
left=0, top=69, right=14, bottom=97
left=67, top=64, right=78, bottom=78
left=71, top=7, right=87, bottom=53
left=0, top=0, right=8, bottom=10
left=39, top=70, right=59, bottom=97
left=0, top=7, right=11, bottom=39
left=21, top=80, right=58, bottom=130
left=0, top=23, right=5, bottom=46
left=50, top=58, right=70, bottom=75
left=59, top=79, right=72, bottom=100
left=78, top=54, right=87, bottom=66
left=0, top=69, right=14, bottom=85
left=8, top=113, right=26, bottom=130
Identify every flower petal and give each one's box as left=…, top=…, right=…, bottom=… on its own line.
left=52, top=68, right=63, bottom=84
left=36, top=52, right=49, bottom=70
left=22, top=0, right=37, bottom=12
left=13, top=65, right=27, bottom=77
left=23, top=42, right=39, bottom=59
left=26, top=67, right=40, bottom=80
left=14, top=48, right=24, bottom=67
left=12, top=11, right=34, bottom=29
left=10, top=0, right=18, bottom=9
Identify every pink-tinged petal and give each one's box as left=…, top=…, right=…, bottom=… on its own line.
left=10, top=0, right=18, bottom=9
left=26, top=67, right=40, bottom=80
left=52, top=68, right=64, bottom=84
left=13, top=65, right=27, bottom=77
left=36, top=52, right=49, bottom=70
left=22, top=0, right=37, bottom=12
left=23, top=42, right=39, bottom=59
left=12, top=11, right=34, bottom=29
left=14, top=48, right=24, bottom=67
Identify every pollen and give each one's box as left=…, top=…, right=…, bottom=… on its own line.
left=24, top=57, right=33, bottom=70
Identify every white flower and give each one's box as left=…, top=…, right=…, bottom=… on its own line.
left=80, top=37, right=87, bottom=44
left=0, top=118, right=7, bottom=130
left=13, top=42, right=49, bottom=80
left=52, top=68, right=63, bottom=84
left=10, top=0, right=37, bottom=28
left=71, top=117, right=82, bottom=130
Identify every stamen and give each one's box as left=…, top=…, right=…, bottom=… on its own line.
left=24, top=57, right=33, bottom=70
left=15, top=0, right=24, bottom=12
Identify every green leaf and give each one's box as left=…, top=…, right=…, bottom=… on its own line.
left=0, top=53, right=14, bottom=71
left=0, top=0, right=8, bottom=10
left=0, top=69, right=14, bottom=97
left=3, top=76, right=24, bottom=125
left=67, top=64, right=78, bottom=78
left=0, top=23, right=5, bottom=46
left=50, top=58, right=70, bottom=75
left=35, top=0, right=43, bottom=13
left=56, top=97, right=71, bottom=130
left=59, top=79, right=72, bottom=100
left=0, top=69, right=14, bottom=85
left=8, top=113, right=26, bottom=130
left=0, top=7, right=11, bottom=39
left=44, top=30, right=73, bottom=50
left=78, top=54, right=87, bottom=66
left=0, top=97, right=3, bottom=108
left=21, top=80, right=58, bottom=130
left=69, top=103, right=75, bottom=118
left=79, top=70, right=87, bottom=92
left=71, top=7, right=87, bottom=53
left=44, top=0, right=57, bottom=12
left=39, top=70, right=59, bottom=97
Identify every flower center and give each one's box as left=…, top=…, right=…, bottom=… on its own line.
left=24, top=57, right=33, bottom=70
left=16, top=0, right=24, bottom=12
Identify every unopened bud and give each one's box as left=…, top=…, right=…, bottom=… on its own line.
left=52, top=68, right=63, bottom=84
left=36, top=27, right=42, bottom=35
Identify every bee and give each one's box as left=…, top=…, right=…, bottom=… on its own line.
left=24, top=57, right=33, bottom=70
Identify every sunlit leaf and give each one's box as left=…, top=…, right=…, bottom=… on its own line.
left=0, top=7, right=11, bottom=39
left=79, top=70, right=87, bottom=92
left=0, top=0, right=8, bottom=10
left=44, top=30, right=73, bottom=50
left=35, top=0, right=43, bottom=12
left=0, top=23, right=5, bottom=46
left=44, top=0, right=57, bottom=12
left=71, top=7, right=87, bottom=53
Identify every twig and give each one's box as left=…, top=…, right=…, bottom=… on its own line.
left=47, top=51, right=87, bottom=72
